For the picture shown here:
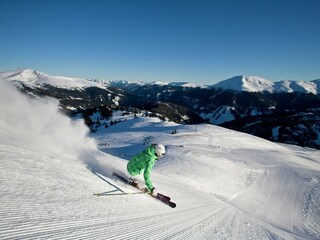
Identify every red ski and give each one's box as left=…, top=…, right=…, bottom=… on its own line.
left=112, top=172, right=176, bottom=208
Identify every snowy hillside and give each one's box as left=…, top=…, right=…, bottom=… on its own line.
left=200, top=106, right=236, bottom=125
left=1, top=81, right=320, bottom=239
left=312, top=79, right=320, bottom=90
left=103, top=79, right=147, bottom=91
left=149, top=81, right=203, bottom=88
left=212, top=75, right=275, bottom=92
left=212, top=75, right=319, bottom=94
left=0, top=69, right=107, bottom=89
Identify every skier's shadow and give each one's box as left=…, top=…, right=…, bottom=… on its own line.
left=93, top=172, right=124, bottom=194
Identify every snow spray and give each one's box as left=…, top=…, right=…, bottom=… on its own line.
left=0, top=81, right=97, bottom=161
left=0, top=81, right=122, bottom=177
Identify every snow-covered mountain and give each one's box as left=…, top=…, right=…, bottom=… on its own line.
left=106, top=76, right=319, bottom=94
left=105, top=80, right=204, bottom=92
left=1, top=69, right=318, bottom=94
left=1, top=69, right=320, bottom=149
left=149, top=81, right=203, bottom=88
left=211, top=75, right=319, bottom=94
left=0, top=69, right=140, bottom=111
left=212, top=75, right=275, bottom=92
left=0, top=69, right=107, bottom=89
left=0, top=82, right=319, bottom=239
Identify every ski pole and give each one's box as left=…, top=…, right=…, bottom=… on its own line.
left=94, top=192, right=148, bottom=197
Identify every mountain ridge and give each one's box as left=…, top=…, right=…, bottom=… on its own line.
left=0, top=68, right=318, bottom=94
left=0, top=68, right=107, bottom=90
left=1, top=68, right=319, bottom=149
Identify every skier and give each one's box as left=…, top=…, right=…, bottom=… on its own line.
left=127, top=144, right=166, bottom=197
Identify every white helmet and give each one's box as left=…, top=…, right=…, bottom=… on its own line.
left=154, top=144, right=165, bottom=157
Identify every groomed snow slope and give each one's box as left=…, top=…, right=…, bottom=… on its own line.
left=0, top=82, right=320, bottom=239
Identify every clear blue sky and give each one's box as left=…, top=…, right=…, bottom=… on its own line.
left=1, top=0, right=319, bottom=84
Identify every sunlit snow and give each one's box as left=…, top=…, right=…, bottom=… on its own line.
left=0, top=81, right=319, bottom=239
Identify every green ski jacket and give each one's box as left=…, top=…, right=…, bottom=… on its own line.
left=127, top=145, right=158, bottom=191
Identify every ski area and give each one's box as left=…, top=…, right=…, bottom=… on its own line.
left=0, top=82, right=319, bottom=239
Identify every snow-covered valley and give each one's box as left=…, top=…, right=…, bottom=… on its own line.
left=0, top=81, right=320, bottom=239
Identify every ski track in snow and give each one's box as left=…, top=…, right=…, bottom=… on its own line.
left=1, top=134, right=319, bottom=239
left=0, top=191, right=270, bottom=240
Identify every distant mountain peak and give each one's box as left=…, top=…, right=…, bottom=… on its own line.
left=149, top=81, right=202, bottom=88
left=273, top=80, right=318, bottom=94
left=0, top=68, right=43, bottom=81
left=212, top=75, right=274, bottom=92
left=211, top=75, right=318, bottom=94
left=0, top=68, right=107, bottom=90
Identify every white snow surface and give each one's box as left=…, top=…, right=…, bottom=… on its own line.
left=0, top=69, right=107, bottom=90
left=274, top=80, right=318, bottom=95
left=1, top=82, right=320, bottom=239
left=150, top=81, right=204, bottom=88
left=212, top=75, right=319, bottom=94
left=213, top=75, right=275, bottom=93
